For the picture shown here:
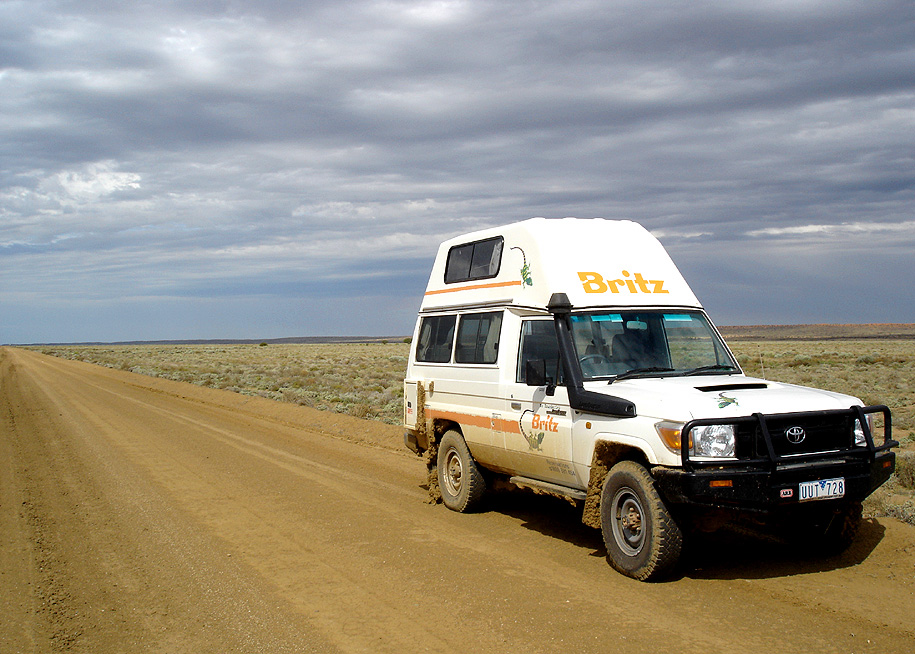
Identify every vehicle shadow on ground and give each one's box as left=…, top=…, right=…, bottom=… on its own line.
left=680, top=518, right=886, bottom=581
left=479, top=487, right=887, bottom=582
left=484, top=489, right=606, bottom=552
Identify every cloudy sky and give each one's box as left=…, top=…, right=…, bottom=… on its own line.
left=2, top=0, right=914, bottom=344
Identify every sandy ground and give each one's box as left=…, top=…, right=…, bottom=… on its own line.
left=1, top=346, right=913, bottom=654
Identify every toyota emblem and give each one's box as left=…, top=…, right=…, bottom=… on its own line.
left=785, top=426, right=806, bottom=444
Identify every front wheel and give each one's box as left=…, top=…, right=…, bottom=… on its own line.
left=600, top=460, right=682, bottom=581
left=437, top=430, right=486, bottom=512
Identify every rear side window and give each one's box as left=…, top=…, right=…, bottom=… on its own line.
left=444, top=236, right=503, bottom=283
left=455, top=312, right=502, bottom=364
left=416, top=315, right=456, bottom=363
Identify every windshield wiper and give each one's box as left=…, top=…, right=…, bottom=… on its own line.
left=608, top=367, right=675, bottom=384
left=683, top=364, right=738, bottom=376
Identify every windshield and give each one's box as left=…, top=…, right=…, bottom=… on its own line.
left=569, top=310, right=738, bottom=381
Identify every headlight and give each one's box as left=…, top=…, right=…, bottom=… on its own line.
left=690, top=424, right=736, bottom=458
left=655, top=421, right=736, bottom=458
left=854, top=414, right=874, bottom=447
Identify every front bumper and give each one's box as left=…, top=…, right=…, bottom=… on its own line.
left=654, top=405, right=897, bottom=512
left=654, top=450, right=896, bottom=511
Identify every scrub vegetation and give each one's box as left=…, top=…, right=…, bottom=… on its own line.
left=32, top=325, right=914, bottom=523
left=35, top=342, right=411, bottom=425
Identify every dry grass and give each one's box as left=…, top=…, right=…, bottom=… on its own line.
left=35, top=342, right=410, bottom=425
left=720, top=323, right=915, bottom=340
left=33, top=332, right=915, bottom=523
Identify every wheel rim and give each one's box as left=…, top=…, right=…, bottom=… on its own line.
left=611, top=487, right=645, bottom=556
left=443, top=447, right=463, bottom=496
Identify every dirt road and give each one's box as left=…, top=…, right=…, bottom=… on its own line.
left=2, top=347, right=913, bottom=654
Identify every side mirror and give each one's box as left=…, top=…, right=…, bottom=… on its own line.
left=525, top=360, right=556, bottom=396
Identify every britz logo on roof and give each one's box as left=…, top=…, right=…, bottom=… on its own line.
left=578, top=270, right=668, bottom=294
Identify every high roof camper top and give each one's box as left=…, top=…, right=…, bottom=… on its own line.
left=421, top=217, right=701, bottom=313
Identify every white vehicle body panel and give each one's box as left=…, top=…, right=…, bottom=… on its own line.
left=421, top=217, right=700, bottom=312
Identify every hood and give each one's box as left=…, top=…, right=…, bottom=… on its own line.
left=585, top=374, right=864, bottom=422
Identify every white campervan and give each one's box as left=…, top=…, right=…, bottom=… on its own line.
left=403, top=218, right=896, bottom=580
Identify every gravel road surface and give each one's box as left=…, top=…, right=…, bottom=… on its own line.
left=2, top=347, right=913, bottom=653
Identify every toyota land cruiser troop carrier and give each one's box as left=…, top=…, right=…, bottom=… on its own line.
left=403, top=218, right=897, bottom=580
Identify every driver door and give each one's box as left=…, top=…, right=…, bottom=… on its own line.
left=500, top=319, right=578, bottom=486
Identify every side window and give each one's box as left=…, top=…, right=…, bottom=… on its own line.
left=416, top=314, right=456, bottom=363
left=444, top=236, right=503, bottom=283
left=516, top=320, right=562, bottom=383
left=455, top=312, right=502, bottom=364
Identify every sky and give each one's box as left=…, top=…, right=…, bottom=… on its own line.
left=2, top=0, right=914, bottom=344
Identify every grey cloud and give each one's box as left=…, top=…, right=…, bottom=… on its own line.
left=2, top=0, right=914, bottom=343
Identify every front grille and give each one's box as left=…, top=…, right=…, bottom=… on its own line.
left=681, top=405, right=893, bottom=472
left=736, top=413, right=855, bottom=459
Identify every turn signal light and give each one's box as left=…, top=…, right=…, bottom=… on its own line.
left=656, top=421, right=690, bottom=451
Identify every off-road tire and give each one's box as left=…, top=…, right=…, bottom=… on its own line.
left=437, top=430, right=486, bottom=512
left=601, top=460, right=682, bottom=581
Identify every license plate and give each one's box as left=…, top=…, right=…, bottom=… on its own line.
left=798, top=477, right=845, bottom=502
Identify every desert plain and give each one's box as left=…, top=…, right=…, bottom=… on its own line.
left=2, top=324, right=914, bottom=652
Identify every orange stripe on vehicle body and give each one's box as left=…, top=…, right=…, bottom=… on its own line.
left=424, top=280, right=523, bottom=296
left=427, top=409, right=522, bottom=434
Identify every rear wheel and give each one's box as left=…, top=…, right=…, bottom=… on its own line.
left=601, top=460, right=682, bottom=581
left=437, top=430, right=486, bottom=512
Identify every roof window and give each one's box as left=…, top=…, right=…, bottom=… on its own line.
left=444, top=236, right=503, bottom=284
